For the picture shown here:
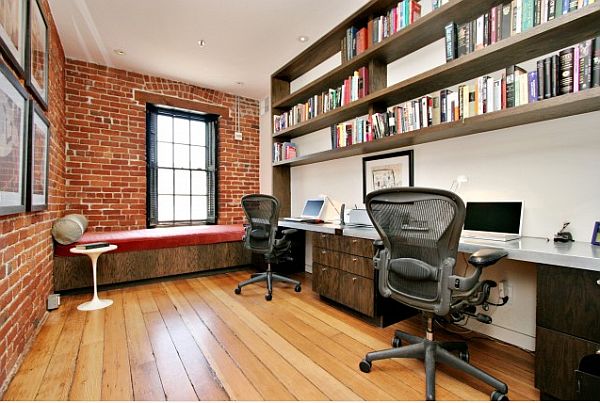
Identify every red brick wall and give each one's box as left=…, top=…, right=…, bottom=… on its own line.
left=64, top=61, right=259, bottom=230
left=0, top=0, right=66, bottom=393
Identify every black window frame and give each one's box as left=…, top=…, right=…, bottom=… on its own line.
left=146, top=104, right=218, bottom=227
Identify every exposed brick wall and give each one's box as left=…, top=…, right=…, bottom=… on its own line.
left=0, top=0, right=66, bottom=394
left=64, top=61, right=259, bottom=230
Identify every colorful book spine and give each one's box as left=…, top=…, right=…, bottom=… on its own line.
left=522, top=0, right=535, bottom=31
left=559, top=48, right=574, bottom=94
left=445, top=22, right=458, bottom=61
left=528, top=71, right=538, bottom=103
left=579, top=39, right=593, bottom=90
left=593, top=36, right=600, bottom=87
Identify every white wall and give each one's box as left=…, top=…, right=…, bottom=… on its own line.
left=259, top=4, right=600, bottom=351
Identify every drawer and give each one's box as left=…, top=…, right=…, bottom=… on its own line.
left=312, top=262, right=340, bottom=301
left=537, top=265, right=600, bottom=342
left=338, top=270, right=374, bottom=317
left=535, top=326, right=600, bottom=400
left=313, top=247, right=374, bottom=279
left=313, top=233, right=373, bottom=257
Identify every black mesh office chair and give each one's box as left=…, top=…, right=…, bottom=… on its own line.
left=358, top=187, right=509, bottom=401
left=234, top=194, right=301, bottom=301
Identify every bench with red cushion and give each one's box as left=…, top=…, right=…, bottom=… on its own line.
left=53, top=224, right=250, bottom=291
left=54, top=224, right=245, bottom=256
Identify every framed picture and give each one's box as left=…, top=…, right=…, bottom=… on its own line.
left=363, top=150, right=414, bottom=201
left=591, top=222, right=600, bottom=246
left=0, top=62, right=29, bottom=216
left=0, top=0, right=26, bottom=76
left=27, top=100, right=49, bottom=211
left=26, top=0, right=47, bottom=109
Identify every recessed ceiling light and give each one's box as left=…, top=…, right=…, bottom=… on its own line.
left=197, top=39, right=206, bottom=47
left=297, top=35, right=309, bottom=43
left=113, top=49, right=126, bottom=56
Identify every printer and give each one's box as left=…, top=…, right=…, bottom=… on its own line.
left=347, top=208, right=373, bottom=227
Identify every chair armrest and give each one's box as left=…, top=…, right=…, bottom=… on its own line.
left=281, top=229, right=297, bottom=236
left=468, top=248, right=508, bottom=268
left=373, top=240, right=384, bottom=250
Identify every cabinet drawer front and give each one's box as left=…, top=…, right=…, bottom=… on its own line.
left=313, top=247, right=340, bottom=268
left=537, top=265, right=600, bottom=341
left=312, top=262, right=340, bottom=301
left=340, top=253, right=373, bottom=279
left=313, top=233, right=373, bottom=257
left=535, top=326, right=600, bottom=400
left=339, top=271, right=374, bottom=316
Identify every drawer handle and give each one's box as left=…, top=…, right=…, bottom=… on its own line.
left=321, top=267, right=327, bottom=272
left=352, top=277, right=357, bottom=282
left=352, top=258, right=358, bottom=262
left=352, top=239, right=358, bottom=243
left=321, top=250, right=326, bottom=254
left=321, top=234, right=326, bottom=238
left=597, top=279, right=600, bottom=286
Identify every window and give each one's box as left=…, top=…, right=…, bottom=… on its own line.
left=146, top=105, right=217, bottom=226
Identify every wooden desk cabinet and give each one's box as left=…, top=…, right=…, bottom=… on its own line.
left=312, top=232, right=415, bottom=326
left=535, top=264, right=600, bottom=400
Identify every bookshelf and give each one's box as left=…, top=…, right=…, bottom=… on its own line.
left=270, top=0, right=600, bottom=215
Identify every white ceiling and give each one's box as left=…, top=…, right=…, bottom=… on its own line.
left=49, top=0, right=369, bottom=100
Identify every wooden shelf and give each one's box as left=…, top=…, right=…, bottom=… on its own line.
left=273, top=87, right=600, bottom=167
left=273, top=0, right=504, bottom=110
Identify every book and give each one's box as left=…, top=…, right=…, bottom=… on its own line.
left=469, top=87, right=477, bottom=116
left=537, top=59, right=545, bottom=100
left=528, top=71, right=538, bottom=103
left=487, top=77, right=495, bottom=112
left=569, top=0, right=578, bottom=11
left=551, top=54, right=560, bottom=97
left=573, top=45, right=580, bottom=92
left=579, top=39, right=593, bottom=90
left=593, top=36, right=600, bottom=87
left=558, top=48, right=574, bottom=94
left=562, top=0, right=570, bottom=14
left=548, top=0, right=556, bottom=20
left=490, top=6, right=498, bottom=44
left=506, top=65, right=526, bottom=107
left=494, top=79, right=503, bottom=111
left=483, top=13, right=490, bottom=46
left=76, top=242, right=110, bottom=250
left=432, top=96, right=441, bottom=125
left=534, top=0, right=543, bottom=26
left=457, top=23, right=471, bottom=57
left=476, top=15, right=484, bottom=50
left=522, top=0, right=535, bottom=31
left=556, top=0, right=563, bottom=16
left=514, top=0, right=523, bottom=35
left=444, top=22, right=458, bottom=61
left=520, top=72, right=529, bottom=105
left=440, top=89, right=451, bottom=122
left=501, top=3, right=512, bottom=40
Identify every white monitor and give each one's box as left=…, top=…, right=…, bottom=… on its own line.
left=300, top=197, right=327, bottom=219
left=462, top=201, right=524, bottom=242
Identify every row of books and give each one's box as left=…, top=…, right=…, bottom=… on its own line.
left=273, top=67, right=369, bottom=133
left=431, top=0, right=450, bottom=9
left=330, top=37, right=600, bottom=148
left=273, top=142, right=297, bottom=162
left=341, top=0, right=421, bottom=63
left=444, top=0, right=597, bottom=62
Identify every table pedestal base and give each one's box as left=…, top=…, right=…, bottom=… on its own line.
left=78, top=298, right=113, bottom=311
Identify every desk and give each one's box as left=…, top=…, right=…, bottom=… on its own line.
left=279, top=220, right=600, bottom=400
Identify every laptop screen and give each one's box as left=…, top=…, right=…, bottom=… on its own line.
left=464, top=201, right=523, bottom=235
left=302, top=199, right=325, bottom=218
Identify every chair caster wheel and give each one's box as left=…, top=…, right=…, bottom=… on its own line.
left=459, top=351, right=470, bottom=363
left=265, top=293, right=272, bottom=301
left=234, top=287, right=241, bottom=295
left=359, top=359, right=372, bottom=373
left=392, top=336, right=402, bottom=348
left=294, top=284, right=301, bottom=292
left=491, top=391, right=509, bottom=401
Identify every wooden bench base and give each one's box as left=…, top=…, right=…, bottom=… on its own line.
left=54, top=241, right=251, bottom=291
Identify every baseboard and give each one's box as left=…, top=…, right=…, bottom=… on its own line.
left=466, top=321, right=535, bottom=351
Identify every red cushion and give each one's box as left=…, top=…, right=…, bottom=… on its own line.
left=54, top=225, right=245, bottom=257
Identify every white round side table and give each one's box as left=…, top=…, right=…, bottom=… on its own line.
left=70, top=244, right=117, bottom=311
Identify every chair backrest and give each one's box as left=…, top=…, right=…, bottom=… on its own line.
left=241, top=194, right=280, bottom=254
left=366, top=187, right=465, bottom=315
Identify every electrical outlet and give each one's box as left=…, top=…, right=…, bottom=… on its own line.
left=498, top=280, right=512, bottom=304
left=234, top=131, right=243, bottom=141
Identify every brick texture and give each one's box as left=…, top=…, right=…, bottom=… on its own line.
left=64, top=61, right=260, bottom=230
left=0, top=0, right=66, bottom=393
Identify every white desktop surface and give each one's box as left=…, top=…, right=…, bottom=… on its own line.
left=279, top=221, right=600, bottom=272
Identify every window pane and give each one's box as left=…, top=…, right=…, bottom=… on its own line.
left=157, top=142, right=173, bottom=167
left=173, top=144, right=189, bottom=168
left=157, top=115, right=172, bottom=142
left=174, top=118, right=189, bottom=144
left=175, top=196, right=191, bottom=221
left=190, top=146, right=206, bottom=169
left=192, top=196, right=207, bottom=220
left=190, top=120, right=206, bottom=146
left=174, top=169, right=190, bottom=195
left=191, top=171, right=207, bottom=195
left=158, top=195, right=173, bottom=222
left=157, top=168, right=173, bottom=194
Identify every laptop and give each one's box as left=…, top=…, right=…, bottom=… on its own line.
left=461, top=201, right=524, bottom=242
left=282, top=197, right=327, bottom=223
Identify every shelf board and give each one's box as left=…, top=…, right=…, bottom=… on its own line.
left=272, top=3, right=600, bottom=140
left=273, top=0, right=504, bottom=110
left=272, top=87, right=600, bottom=167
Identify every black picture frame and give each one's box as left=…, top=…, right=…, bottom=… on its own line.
left=27, top=100, right=49, bottom=211
left=591, top=221, right=600, bottom=246
left=0, top=62, right=29, bottom=216
left=362, top=150, right=414, bottom=202
left=0, top=0, right=27, bottom=77
left=25, top=0, right=48, bottom=109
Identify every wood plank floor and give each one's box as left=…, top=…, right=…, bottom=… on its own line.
left=3, top=270, right=539, bottom=400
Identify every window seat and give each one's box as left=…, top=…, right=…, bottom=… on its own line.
left=53, top=224, right=251, bottom=291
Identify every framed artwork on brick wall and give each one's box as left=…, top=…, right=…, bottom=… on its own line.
left=26, top=0, right=47, bottom=109
left=27, top=100, right=49, bottom=211
left=0, top=0, right=27, bottom=76
left=0, top=62, right=29, bottom=216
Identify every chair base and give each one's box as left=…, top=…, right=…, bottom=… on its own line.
left=234, top=265, right=301, bottom=301
left=359, top=329, right=509, bottom=401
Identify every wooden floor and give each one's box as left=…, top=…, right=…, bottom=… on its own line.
left=3, top=270, right=539, bottom=401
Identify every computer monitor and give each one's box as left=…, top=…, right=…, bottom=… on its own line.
left=301, top=198, right=326, bottom=219
left=462, top=201, right=523, bottom=241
